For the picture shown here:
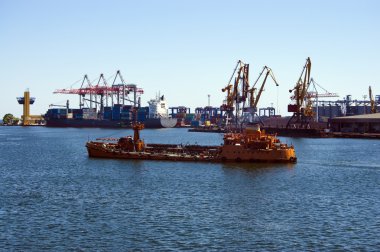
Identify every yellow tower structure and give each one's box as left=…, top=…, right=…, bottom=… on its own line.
left=17, top=89, right=44, bottom=126
left=23, top=89, right=31, bottom=125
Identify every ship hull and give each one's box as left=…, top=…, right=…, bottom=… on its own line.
left=86, top=142, right=297, bottom=163
left=45, top=118, right=126, bottom=128
left=45, top=117, right=177, bottom=128
left=143, top=118, right=177, bottom=128
left=219, top=144, right=296, bottom=162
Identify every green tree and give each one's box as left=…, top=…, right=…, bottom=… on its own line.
left=2, top=113, right=18, bottom=125
left=13, top=117, right=20, bottom=125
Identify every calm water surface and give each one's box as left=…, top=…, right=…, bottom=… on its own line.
left=0, top=127, right=379, bottom=251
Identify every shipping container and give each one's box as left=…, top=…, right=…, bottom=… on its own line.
left=122, top=105, right=133, bottom=112
left=120, top=112, right=132, bottom=119
left=113, top=106, right=121, bottom=112
left=112, top=113, right=121, bottom=120
left=72, top=109, right=83, bottom=115
left=120, top=117, right=132, bottom=121
left=48, top=108, right=68, bottom=115
left=176, top=113, right=186, bottom=119
left=184, top=119, right=192, bottom=125
left=137, top=111, right=147, bottom=117
left=82, top=108, right=96, bottom=112
left=137, top=116, right=147, bottom=122
left=191, top=120, right=200, bottom=127
left=185, top=113, right=195, bottom=119
left=138, top=106, right=149, bottom=113
left=120, top=111, right=132, bottom=115
left=103, top=111, right=112, bottom=120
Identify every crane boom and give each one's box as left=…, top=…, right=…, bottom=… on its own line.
left=289, top=57, right=311, bottom=109
left=97, top=73, right=108, bottom=87
left=221, top=85, right=233, bottom=107
left=80, top=74, right=92, bottom=89
left=227, top=60, right=242, bottom=87
left=222, top=60, right=247, bottom=108
left=286, top=57, right=312, bottom=128
left=233, top=66, right=243, bottom=103
left=249, top=66, right=279, bottom=110
left=113, top=70, right=126, bottom=85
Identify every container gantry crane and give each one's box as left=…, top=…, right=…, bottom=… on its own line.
left=111, top=70, right=143, bottom=107
left=286, top=57, right=312, bottom=128
left=53, top=70, right=144, bottom=111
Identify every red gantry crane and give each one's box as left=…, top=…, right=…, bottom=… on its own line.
left=53, top=70, right=144, bottom=112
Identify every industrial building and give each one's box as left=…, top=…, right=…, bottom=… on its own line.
left=313, top=95, right=380, bottom=122
left=330, top=113, right=380, bottom=133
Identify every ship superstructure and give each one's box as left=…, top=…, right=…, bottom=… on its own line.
left=148, top=94, right=169, bottom=118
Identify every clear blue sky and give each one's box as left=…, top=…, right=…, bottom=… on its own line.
left=1, top=0, right=379, bottom=118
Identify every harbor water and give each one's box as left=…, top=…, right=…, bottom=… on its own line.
left=0, top=127, right=379, bottom=250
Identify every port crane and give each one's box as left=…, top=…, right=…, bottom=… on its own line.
left=96, top=73, right=110, bottom=113
left=112, top=70, right=143, bottom=107
left=246, top=66, right=279, bottom=124
left=221, top=60, right=249, bottom=128
left=369, top=85, right=377, bottom=113
left=286, top=57, right=312, bottom=128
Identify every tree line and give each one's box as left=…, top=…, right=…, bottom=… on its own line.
left=2, top=114, right=20, bottom=125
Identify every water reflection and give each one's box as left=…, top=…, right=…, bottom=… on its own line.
left=221, top=161, right=295, bottom=171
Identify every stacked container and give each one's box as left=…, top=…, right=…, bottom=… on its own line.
left=184, top=113, right=194, bottom=125
left=72, top=109, right=83, bottom=119
left=46, top=108, right=68, bottom=119
left=120, top=105, right=133, bottom=121
left=103, top=107, right=112, bottom=120
left=112, top=104, right=122, bottom=121
left=191, top=120, right=200, bottom=127
left=83, top=108, right=97, bottom=119
left=137, top=106, right=149, bottom=122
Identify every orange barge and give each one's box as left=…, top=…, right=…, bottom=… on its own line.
left=86, top=124, right=297, bottom=163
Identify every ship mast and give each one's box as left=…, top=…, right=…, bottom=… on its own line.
left=132, top=108, right=145, bottom=152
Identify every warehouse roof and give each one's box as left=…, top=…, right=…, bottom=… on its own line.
left=331, top=113, right=380, bottom=123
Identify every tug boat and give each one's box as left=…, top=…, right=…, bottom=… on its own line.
left=86, top=123, right=297, bottom=163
